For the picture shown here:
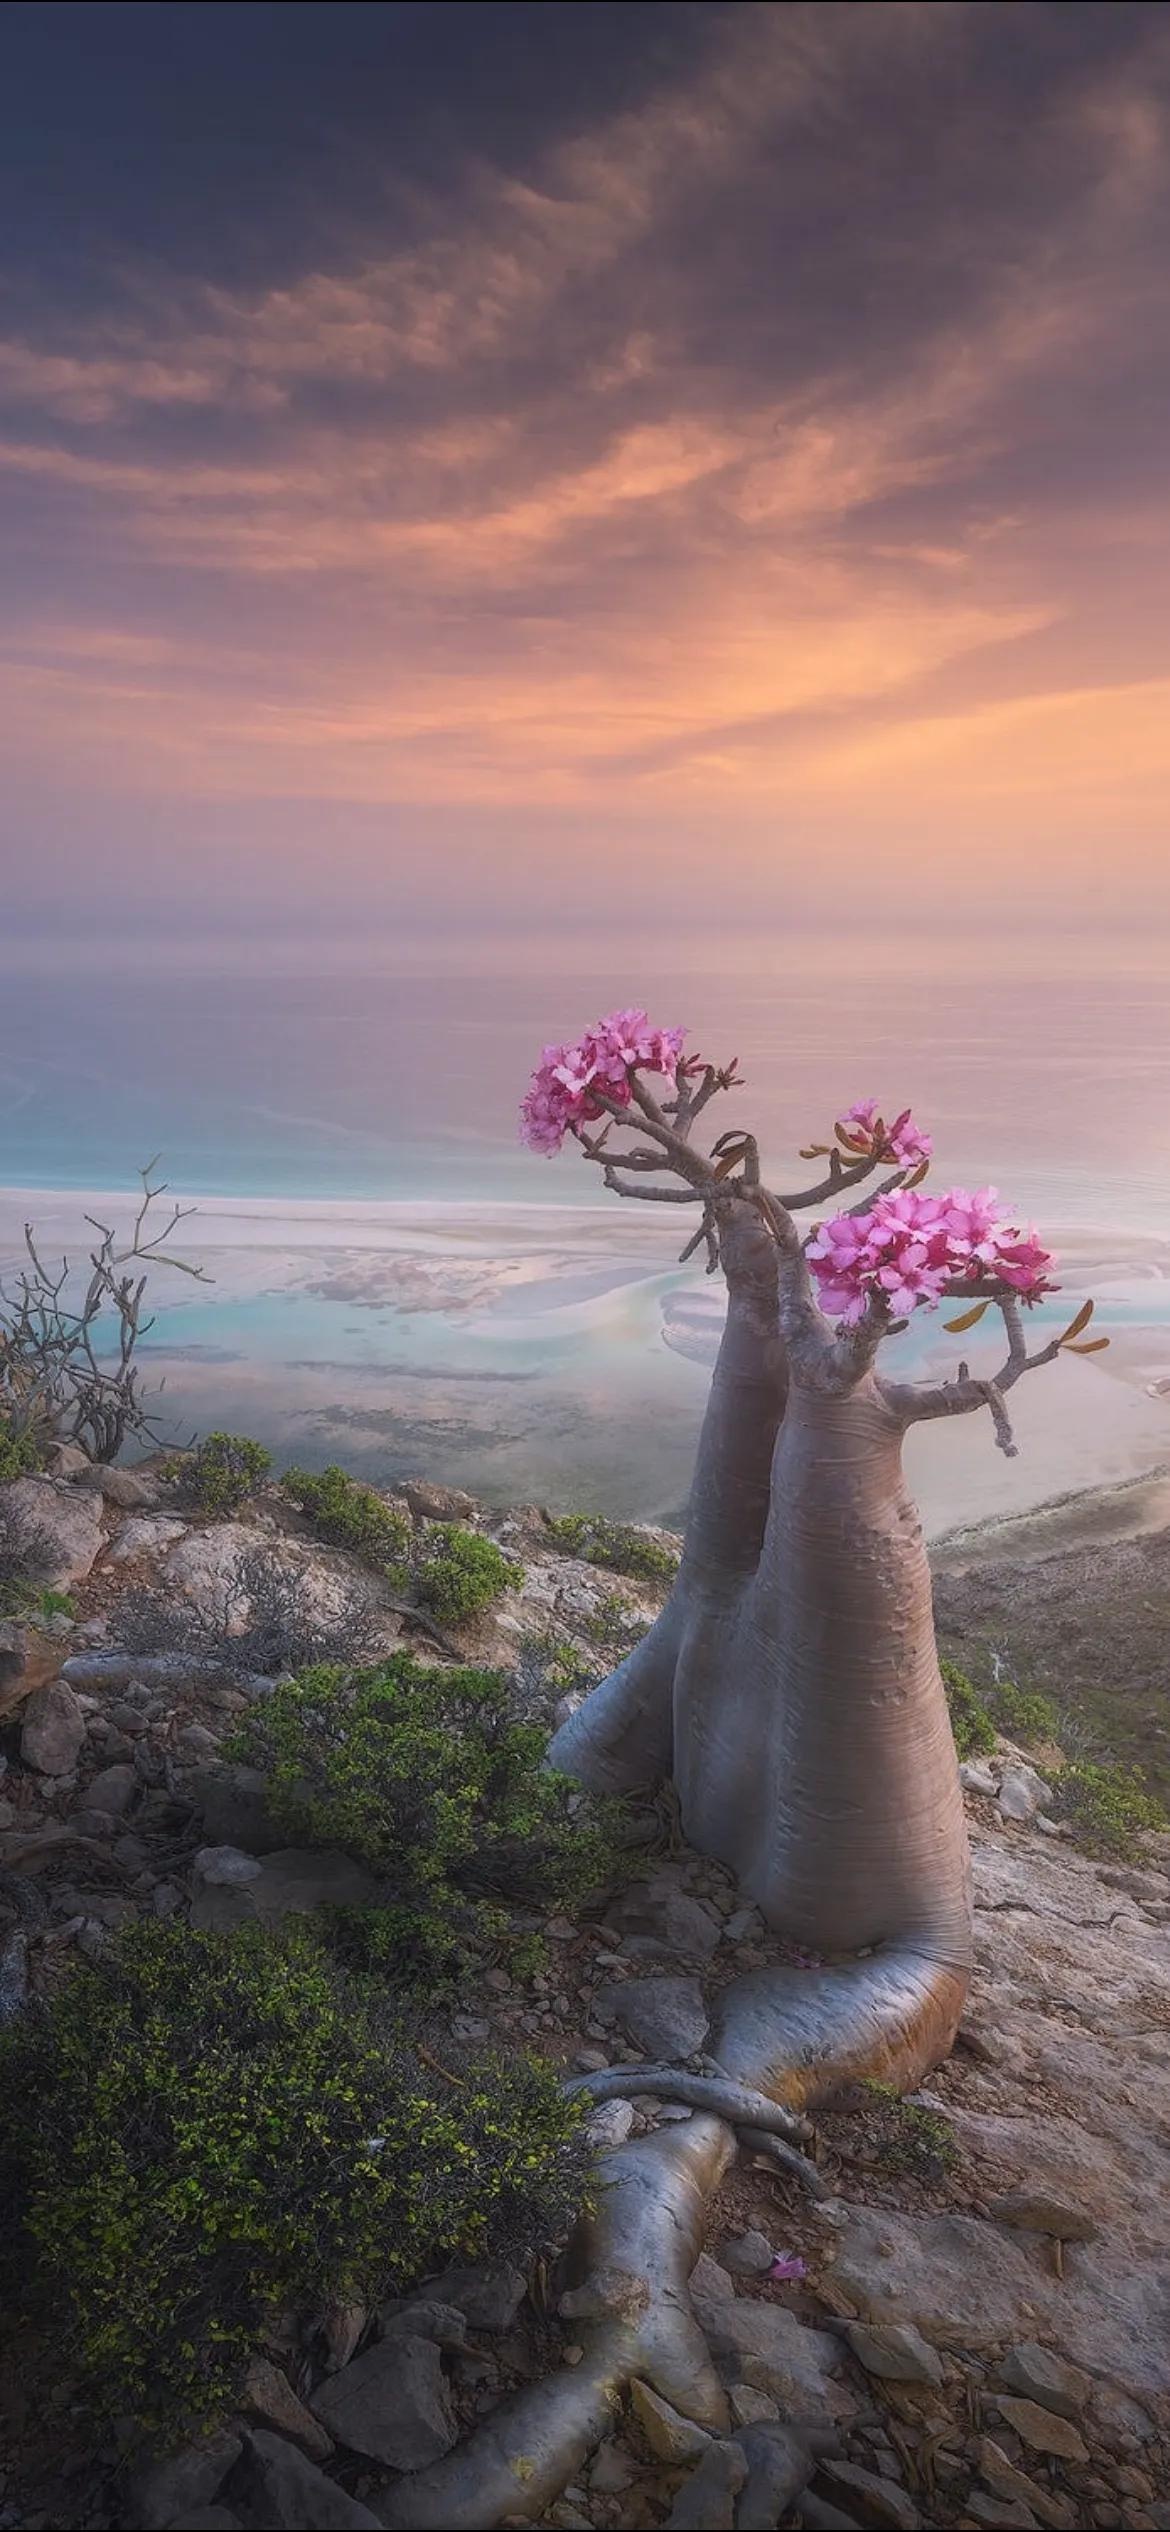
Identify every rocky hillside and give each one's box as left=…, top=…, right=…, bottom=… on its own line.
left=0, top=1459, right=1167, bottom=2532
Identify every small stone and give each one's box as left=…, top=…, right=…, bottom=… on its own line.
left=998, top=2340, right=1091, bottom=2421
left=193, top=1844, right=263, bottom=1886
left=428, top=2261, right=527, bottom=2332
left=84, top=1762, right=138, bottom=1817
left=585, top=2097, right=636, bottom=2149
left=562, top=2342, right=584, bottom=2365
left=968, top=2497, right=1038, bottom=2529
left=961, top=1760, right=999, bottom=1797
left=845, top=2320, right=944, bottom=2387
left=309, top=2334, right=456, bottom=2470
left=719, top=2229, right=774, bottom=2278
left=997, top=1763, right=1052, bottom=1824
left=177, top=1724, right=221, bottom=1762
left=244, top=2356, right=334, bottom=2461
left=595, top=1973, right=709, bottom=2059
left=544, top=1915, right=577, bottom=1940
left=589, top=2441, right=637, bottom=2493
left=724, top=1904, right=765, bottom=1943
left=663, top=2440, right=748, bottom=2531
left=728, top=2383, right=780, bottom=2426
left=575, top=2046, right=610, bottom=2071
left=238, top=2429, right=382, bottom=2527
left=690, top=2252, right=736, bottom=2303
left=819, top=2458, right=921, bottom=2528
left=993, top=2395, right=1090, bottom=2464
left=604, top=1882, right=722, bottom=1964
left=20, top=1680, right=85, bottom=1775
left=629, top=2378, right=712, bottom=2463
left=319, top=2301, right=366, bottom=2373
left=978, top=2436, right=1076, bottom=2529
left=379, top=2299, right=467, bottom=2349
left=988, top=2191, right=1098, bottom=2242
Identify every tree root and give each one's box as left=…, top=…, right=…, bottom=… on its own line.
left=567, top=2063, right=814, bottom=2145
left=378, top=1945, right=968, bottom=2529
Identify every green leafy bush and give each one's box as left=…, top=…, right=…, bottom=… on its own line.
left=546, top=1513, right=678, bottom=1586
left=584, top=1589, right=647, bottom=1653
left=233, top=1654, right=620, bottom=1933
left=1052, top=1759, right=1166, bottom=1859
left=0, top=1919, right=586, bottom=2433
left=169, top=1431, right=272, bottom=1516
left=941, top=1660, right=996, bottom=1761
left=985, top=1678, right=1062, bottom=1746
left=283, top=1464, right=410, bottom=1577
left=0, top=1420, right=43, bottom=1485
left=416, top=1524, right=519, bottom=1624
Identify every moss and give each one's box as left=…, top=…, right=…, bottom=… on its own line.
left=416, top=1524, right=520, bottom=1624
left=232, top=1653, right=622, bottom=1932
left=855, top=2081, right=960, bottom=2182
left=0, top=1918, right=586, bottom=2436
left=1052, top=1759, right=1166, bottom=1860
left=282, top=1463, right=410, bottom=1579
left=168, top=1431, right=272, bottom=1517
left=545, top=1513, right=678, bottom=1586
left=941, top=1660, right=996, bottom=1761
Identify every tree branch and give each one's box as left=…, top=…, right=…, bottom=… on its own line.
left=881, top=1293, right=1064, bottom=1457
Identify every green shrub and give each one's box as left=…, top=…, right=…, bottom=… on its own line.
left=0, top=1420, right=43, bottom=1485
left=233, top=1654, right=620, bottom=1934
left=1052, top=1759, right=1166, bottom=1860
left=416, top=1524, right=519, bottom=1624
left=546, top=1513, right=678, bottom=1587
left=941, top=1660, right=996, bottom=1761
left=984, top=1678, right=1062, bottom=1746
left=283, top=1464, right=410, bottom=1577
left=170, top=1431, right=271, bottom=1516
left=0, top=1918, right=586, bottom=2434
left=584, top=1589, right=647, bottom=1653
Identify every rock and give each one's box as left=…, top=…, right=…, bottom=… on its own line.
left=724, top=1904, right=765, bottom=1943
left=589, top=2440, right=637, bottom=2493
left=78, top=1463, right=159, bottom=1508
left=727, top=2383, right=779, bottom=2426
left=20, top=1679, right=85, bottom=1774
left=978, top=2436, right=1076, bottom=2529
left=960, top=1760, right=999, bottom=1796
left=967, top=2498, right=1036, bottom=2530
left=845, top=2320, right=944, bottom=2386
left=191, top=1762, right=284, bottom=1856
left=401, top=1480, right=477, bottom=1523
left=818, top=2458, right=921, bottom=2528
left=595, top=1973, right=709, bottom=2059
left=603, top=1880, right=723, bottom=1963
left=733, top=2423, right=821, bottom=2529
left=318, top=2301, right=367, bottom=2373
left=629, top=2378, right=712, bottom=2463
left=992, top=2394, right=1090, bottom=2463
left=177, top=1723, right=222, bottom=1762
left=84, top=1762, right=138, bottom=1817
left=690, top=2286, right=849, bottom=2422
left=0, top=1477, right=104, bottom=1587
left=243, top=2356, right=334, bottom=2460
left=718, top=2229, right=774, bottom=2278
left=127, top=2429, right=242, bottom=2530
left=690, top=2251, right=736, bottom=2303
left=998, top=2339, right=1092, bottom=2420
left=237, top=2429, right=382, bottom=2527
left=0, top=1621, right=62, bottom=1717
left=190, top=1847, right=381, bottom=1933
left=194, top=1844, right=263, bottom=1887
left=998, top=1763, right=1052, bottom=1824
left=584, top=2097, right=636, bottom=2149
left=987, top=2190, right=1099, bottom=2241
left=309, top=2333, right=456, bottom=2470
left=104, top=1514, right=189, bottom=1564
left=379, top=2299, right=468, bottom=2350
left=663, top=2439, right=748, bottom=2531
left=426, top=2261, right=527, bottom=2332
left=42, top=1441, right=92, bottom=1479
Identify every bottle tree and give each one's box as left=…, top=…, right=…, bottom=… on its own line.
left=386, top=1009, right=1103, bottom=2531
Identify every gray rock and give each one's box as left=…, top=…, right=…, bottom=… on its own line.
left=379, top=2299, right=468, bottom=2350
left=78, top=1463, right=160, bottom=1508
left=998, top=2339, right=1091, bottom=2420
left=727, top=2384, right=779, bottom=2426
left=309, top=2333, right=456, bottom=2470
left=992, top=2394, right=1088, bottom=2464
left=845, top=2319, right=944, bottom=2386
left=663, top=2439, right=748, bottom=2530
left=169, top=2512, right=241, bottom=2530
left=977, top=2437, right=1075, bottom=2531
left=724, top=1904, right=765, bottom=1943
left=42, top=1441, right=92, bottom=1480
left=629, top=2378, right=711, bottom=2463
left=127, top=2429, right=242, bottom=2530
left=191, top=1762, right=285, bottom=1855
left=190, top=1846, right=381, bottom=1932
left=690, top=2287, right=848, bottom=2422
left=0, top=1477, right=104, bottom=1588
left=238, top=2430, right=382, bottom=2527
left=733, top=2424, right=822, bottom=2530
left=690, top=2251, right=736, bottom=2304
left=603, top=1879, right=722, bottom=1963
left=584, top=2097, right=636, bottom=2149
left=595, top=1973, right=709, bottom=2059
left=194, top=1844, right=263, bottom=1886
left=998, top=1763, right=1052, bottom=1824
left=718, top=2228, right=773, bottom=2278
left=244, top=2355, right=334, bottom=2460
left=987, top=2189, right=1098, bottom=2241
left=20, top=1679, right=85, bottom=1774
left=819, top=2458, right=921, bottom=2528
left=426, top=2260, right=527, bottom=2331
left=104, top=1514, right=188, bottom=1564
left=960, top=1760, right=999, bottom=1797
left=84, top=1762, right=138, bottom=1817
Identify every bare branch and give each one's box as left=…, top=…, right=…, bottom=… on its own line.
left=881, top=1292, right=1064, bottom=1456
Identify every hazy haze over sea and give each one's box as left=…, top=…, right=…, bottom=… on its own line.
left=3, top=941, right=1169, bottom=1533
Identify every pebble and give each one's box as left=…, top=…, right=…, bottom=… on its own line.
left=718, top=2229, right=774, bottom=2278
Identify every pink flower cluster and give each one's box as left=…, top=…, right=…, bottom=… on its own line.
left=838, top=1099, right=933, bottom=1167
left=808, top=1186, right=1056, bottom=1324
left=519, top=1009, right=687, bottom=1154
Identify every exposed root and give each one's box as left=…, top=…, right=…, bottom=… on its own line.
left=567, top=2064, right=814, bottom=2145
left=736, top=2123, right=831, bottom=2200
left=548, top=1607, right=680, bottom=1794
left=379, top=1945, right=969, bottom=2528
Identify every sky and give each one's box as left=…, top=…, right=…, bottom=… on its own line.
left=3, top=0, right=1170, bottom=971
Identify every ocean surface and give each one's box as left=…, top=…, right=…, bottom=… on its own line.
left=3, top=948, right=1170, bottom=1531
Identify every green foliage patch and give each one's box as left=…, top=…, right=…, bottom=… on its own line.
left=282, top=1463, right=411, bottom=1578
left=855, top=2081, right=960, bottom=2183
left=1052, top=1758, right=1166, bottom=1860
left=0, top=1421, right=43, bottom=1486
left=942, top=1660, right=1061, bottom=1761
left=168, top=1431, right=272, bottom=1516
left=0, top=1918, right=586, bottom=2434
left=545, top=1513, right=678, bottom=1586
left=941, top=1660, right=997, bottom=1761
left=416, top=1523, right=519, bottom=1624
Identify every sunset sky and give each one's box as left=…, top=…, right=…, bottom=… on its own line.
left=4, top=1, right=1169, bottom=970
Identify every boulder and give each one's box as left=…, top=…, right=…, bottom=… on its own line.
left=690, top=2286, right=848, bottom=2422
left=309, top=2333, right=456, bottom=2470
left=243, top=2356, right=334, bottom=2460
left=127, top=2429, right=242, bottom=2531
left=105, top=1514, right=188, bottom=1564
left=629, top=2378, right=712, bottom=2463
left=20, top=1678, right=85, bottom=1774
left=190, top=1847, right=381, bottom=1933
left=997, top=1763, right=1052, bottom=1825
left=83, top=1762, right=138, bottom=1817
left=426, top=2261, right=527, bottom=2332
left=236, top=2430, right=382, bottom=2528
left=78, top=1463, right=160, bottom=1508
left=595, top=1973, right=709, bottom=2059
left=1, top=1477, right=104, bottom=1588
left=663, top=2440, right=747, bottom=2531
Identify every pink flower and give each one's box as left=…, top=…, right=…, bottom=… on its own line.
left=808, top=1184, right=1056, bottom=1321
left=519, top=1010, right=687, bottom=1154
left=837, top=1099, right=932, bottom=1167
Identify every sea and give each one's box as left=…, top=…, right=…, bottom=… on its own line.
left=3, top=944, right=1170, bottom=1533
